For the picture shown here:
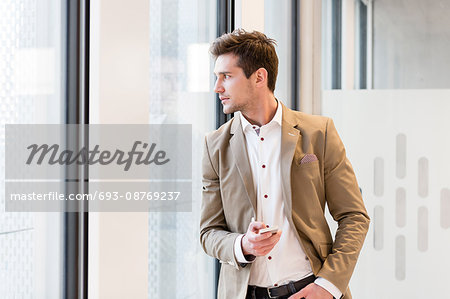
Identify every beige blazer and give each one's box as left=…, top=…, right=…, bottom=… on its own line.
left=200, top=103, right=370, bottom=299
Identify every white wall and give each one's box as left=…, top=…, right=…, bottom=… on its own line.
left=323, top=89, right=450, bottom=298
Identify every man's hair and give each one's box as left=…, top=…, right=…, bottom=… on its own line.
left=210, top=29, right=278, bottom=92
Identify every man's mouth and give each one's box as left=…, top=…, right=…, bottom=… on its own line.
left=219, top=97, right=230, bottom=102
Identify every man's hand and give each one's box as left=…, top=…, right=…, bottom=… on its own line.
left=288, top=283, right=333, bottom=299
left=241, top=221, right=281, bottom=256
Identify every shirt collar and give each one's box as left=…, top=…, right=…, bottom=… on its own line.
left=240, top=99, right=282, bottom=132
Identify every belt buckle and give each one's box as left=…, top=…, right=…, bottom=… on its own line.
left=267, top=287, right=277, bottom=298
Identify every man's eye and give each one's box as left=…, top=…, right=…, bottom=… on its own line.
left=224, top=75, right=230, bottom=79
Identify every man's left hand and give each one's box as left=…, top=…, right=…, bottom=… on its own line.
left=288, top=283, right=333, bottom=299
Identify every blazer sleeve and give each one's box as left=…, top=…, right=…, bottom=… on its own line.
left=317, top=118, right=370, bottom=294
left=199, top=136, right=242, bottom=270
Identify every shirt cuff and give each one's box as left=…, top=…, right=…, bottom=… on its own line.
left=314, top=277, right=342, bottom=299
left=233, top=234, right=255, bottom=263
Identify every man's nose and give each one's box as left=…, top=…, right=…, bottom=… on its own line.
left=214, top=79, right=224, bottom=94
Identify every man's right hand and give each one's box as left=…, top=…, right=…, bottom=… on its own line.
left=241, top=221, right=282, bottom=256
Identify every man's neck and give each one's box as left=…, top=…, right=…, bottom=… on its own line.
left=241, top=96, right=278, bottom=127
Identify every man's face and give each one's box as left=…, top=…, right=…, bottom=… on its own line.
left=213, top=53, right=255, bottom=114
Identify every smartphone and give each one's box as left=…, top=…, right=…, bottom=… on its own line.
left=258, top=226, right=278, bottom=235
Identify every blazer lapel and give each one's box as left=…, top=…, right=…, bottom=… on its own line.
left=229, top=114, right=257, bottom=214
left=280, top=104, right=301, bottom=220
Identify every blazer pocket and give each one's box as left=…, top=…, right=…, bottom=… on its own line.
left=297, top=160, right=319, bottom=169
left=294, top=160, right=320, bottom=176
left=292, top=159, right=321, bottom=186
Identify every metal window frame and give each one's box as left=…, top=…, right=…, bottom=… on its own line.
left=331, top=0, right=342, bottom=89
left=215, top=0, right=235, bottom=129
left=62, top=0, right=89, bottom=298
left=358, top=0, right=368, bottom=89
left=291, top=0, right=300, bottom=111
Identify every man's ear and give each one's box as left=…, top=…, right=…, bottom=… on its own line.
left=254, top=68, right=268, bottom=88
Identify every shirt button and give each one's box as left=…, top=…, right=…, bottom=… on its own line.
left=274, top=284, right=278, bottom=287
left=264, top=194, right=268, bottom=198
left=262, top=164, right=266, bottom=168
left=260, top=137, right=264, bottom=141
left=268, top=256, right=272, bottom=260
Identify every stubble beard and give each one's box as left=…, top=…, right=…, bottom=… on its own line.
left=222, top=83, right=255, bottom=115
left=222, top=101, right=245, bottom=114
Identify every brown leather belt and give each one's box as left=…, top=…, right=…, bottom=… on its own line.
left=247, top=274, right=316, bottom=298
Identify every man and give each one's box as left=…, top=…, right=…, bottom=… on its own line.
left=200, top=29, right=369, bottom=299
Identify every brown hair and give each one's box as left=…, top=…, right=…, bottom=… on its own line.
left=210, top=29, right=278, bottom=92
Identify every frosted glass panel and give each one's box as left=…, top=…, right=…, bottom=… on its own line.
left=323, top=89, right=450, bottom=298
left=0, top=0, right=63, bottom=298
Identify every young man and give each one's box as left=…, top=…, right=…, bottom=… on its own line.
left=200, top=29, right=370, bottom=299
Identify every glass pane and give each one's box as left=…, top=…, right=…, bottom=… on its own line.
left=322, top=0, right=450, bottom=90
left=148, top=0, right=216, bottom=298
left=88, top=0, right=216, bottom=297
left=264, top=0, right=293, bottom=108
left=372, top=0, right=450, bottom=89
left=0, top=0, right=63, bottom=298
left=236, top=0, right=294, bottom=108
left=321, top=0, right=450, bottom=297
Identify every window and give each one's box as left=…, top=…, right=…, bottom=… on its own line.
left=89, top=1, right=217, bottom=297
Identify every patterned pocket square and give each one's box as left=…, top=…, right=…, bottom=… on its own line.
left=300, top=154, right=318, bottom=164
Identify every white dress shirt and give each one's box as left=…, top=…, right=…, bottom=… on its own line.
left=233, top=101, right=342, bottom=299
